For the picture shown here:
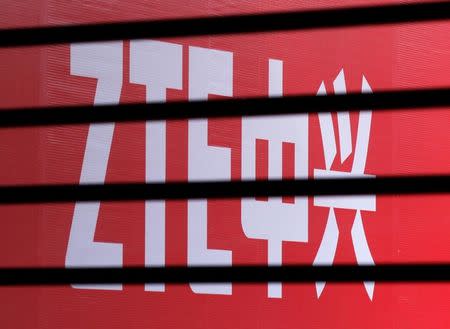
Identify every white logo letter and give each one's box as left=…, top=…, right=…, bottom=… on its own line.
left=66, top=42, right=123, bottom=290
left=188, top=46, right=233, bottom=295
left=130, top=40, right=182, bottom=292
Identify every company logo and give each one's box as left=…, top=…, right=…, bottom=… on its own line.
left=65, top=40, right=375, bottom=300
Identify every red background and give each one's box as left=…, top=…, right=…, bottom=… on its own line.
left=2, top=1, right=450, bottom=328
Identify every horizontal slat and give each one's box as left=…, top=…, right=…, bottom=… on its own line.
left=1, top=265, right=450, bottom=285
left=1, top=88, right=450, bottom=127
left=0, top=175, right=448, bottom=204
left=1, top=2, right=450, bottom=47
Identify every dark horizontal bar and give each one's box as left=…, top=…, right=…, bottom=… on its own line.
left=2, top=88, right=450, bottom=128
left=1, top=2, right=450, bottom=47
left=2, top=264, right=450, bottom=285
left=0, top=175, right=449, bottom=204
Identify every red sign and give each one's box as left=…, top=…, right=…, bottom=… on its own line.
left=2, top=1, right=450, bottom=328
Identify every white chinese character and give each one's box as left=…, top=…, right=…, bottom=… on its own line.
left=313, top=69, right=376, bottom=300
left=242, top=59, right=308, bottom=298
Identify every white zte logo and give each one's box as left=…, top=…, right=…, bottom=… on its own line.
left=65, top=41, right=374, bottom=300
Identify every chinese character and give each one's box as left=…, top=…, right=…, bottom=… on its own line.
left=313, top=69, right=376, bottom=300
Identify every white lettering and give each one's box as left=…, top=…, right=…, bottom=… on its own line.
left=66, top=42, right=124, bottom=290
left=130, top=40, right=183, bottom=292
left=187, top=46, right=233, bottom=295
left=241, top=59, right=308, bottom=298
